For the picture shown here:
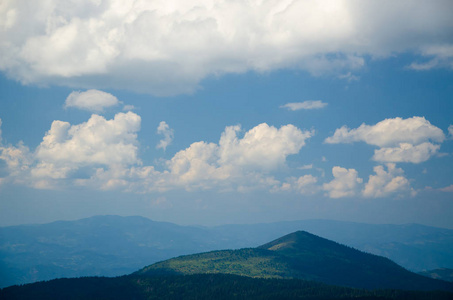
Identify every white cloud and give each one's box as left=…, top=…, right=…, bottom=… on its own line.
left=1, top=116, right=312, bottom=192
left=27, top=112, right=141, bottom=188
left=277, top=175, right=319, bottom=195
left=218, top=124, right=313, bottom=171
left=449, top=125, right=453, bottom=138
left=298, top=164, right=313, bottom=170
left=323, top=166, right=362, bottom=198
left=409, top=44, right=453, bottom=70
left=325, top=117, right=446, bottom=164
left=123, top=105, right=136, bottom=111
left=0, top=118, right=2, bottom=144
left=281, top=101, right=327, bottom=111
left=36, top=112, right=140, bottom=167
left=156, top=121, right=174, bottom=151
left=363, top=164, right=413, bottom=198
left=0, top=141, right=32, bottom=179
left=164, top=123, right=313, bottom=190
left=1, top=1, right=453, bottom=95
left=65, top=89, right=120, bottom=112
left=325, top=117, right=445, bottom=147
left=373, top=142, right=440, bottom=163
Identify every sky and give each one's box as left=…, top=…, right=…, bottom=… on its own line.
left=0, top=0, right=453, bottom=228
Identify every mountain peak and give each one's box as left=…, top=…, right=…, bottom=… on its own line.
left=258, top=230, right=347, bottom=256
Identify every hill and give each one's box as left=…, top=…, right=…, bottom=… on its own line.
left=2, top=215, right=453, bottom=287
left=137, top=231, right=453, bottom=291
left=2, top=274, right=453, bottom=300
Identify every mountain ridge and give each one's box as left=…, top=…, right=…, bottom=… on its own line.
left=138, top=230, right=453, bottom=291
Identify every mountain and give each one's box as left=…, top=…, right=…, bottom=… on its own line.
left=137, top=231, right=453, bottom=291
left=419, top=268, right=453, bottom=282
left=2, top=215, right=453, bottom=288
left=212, top=219, right=453, bottom=272
left=2, top=232, right=453, bottom=299
left=0, top=215, right=218, bottom=288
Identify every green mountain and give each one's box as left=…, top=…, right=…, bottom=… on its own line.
left=137, top=231, right=453, bottom=291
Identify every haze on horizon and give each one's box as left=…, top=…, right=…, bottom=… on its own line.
left=0, top=0, right=452, bottom=228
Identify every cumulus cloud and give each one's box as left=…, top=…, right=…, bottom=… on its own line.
left=449, top=125, right=453, bottom=138
left=0, top=115, right=312, bottom=192
left=156, top=121, right=174, bottom=151
left=323, top=166, right=362, bottom=198
left=65, top=89, right=120, bottom=112
left=0, top=142, right=32, bottom=180
left=36, top=112, right=141, bottom=167
left=281, top=101, right=327, bottom=111
left=218, top=124, right=313, bottom=171
left=373, top=142, right=440, bottom=163
left=165, top=123, right=313, bottom=190
left=325, top=117, right=445, bottom=163
left=325, top=117, right=445, bottom=147
left=1, top=1, right=453, bottom=95
left=362, top=164, right=413, bottom=198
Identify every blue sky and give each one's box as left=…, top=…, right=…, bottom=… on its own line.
left=0, top=1, right=452, bottom=228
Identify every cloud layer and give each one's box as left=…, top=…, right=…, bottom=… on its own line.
left=1, top=0, right=452, bottom=95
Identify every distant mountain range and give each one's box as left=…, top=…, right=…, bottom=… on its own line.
left=1, top=215, right=453, bottom=288
left=1, top=231, right=452, bottom=299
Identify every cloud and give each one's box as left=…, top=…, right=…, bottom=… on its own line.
left=36, top=112, right=140, bottom=167
left=123, top=105, right=136, bottom=111
left=439, top=184, right=453, bottom=192
left=277, top=175, right=319, bottom=195
left=0, top=115, right=312, bottom=192
left=0, top=118, right=2, bottom=144
left=281, top=101, right=328, bottom=111
left=156, top=121, right=174, bottom=151
left=372, top=142, right=440, bottom=163
left=449, top=125, right=453, bottom=138
left=27, top=112, right=141, bottom=188
left=298, top=164, right=313, bottom=170
left=323, top=166, right=363, bottom=198
left=218, top=124, right=313, bottom=171
left=325, top=117, right=445, bottom=147
left=362, top=164, right=413, bottom=198
left=325, top=117, right=445, bottom=163
left=164, top=123, right=313, bottom=190
left=1, top=1, right=453, bottom=95
left=65, top=89, right=120, bottom=112
left=0, top=141, right=32, bottom=180
left=409, top=44, right=453, bottom=70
